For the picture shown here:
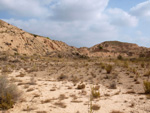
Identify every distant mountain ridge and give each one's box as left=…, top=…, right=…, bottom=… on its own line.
left=0, top=19, right=149, bottom=58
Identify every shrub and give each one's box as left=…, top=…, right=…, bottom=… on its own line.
left=100, top=63, right=105, bottom=69
left=0, top=75, right=21, bottom=110
left=77, top=84, right=85, bottom=89
left=123, top=61, right=129, bottom=68
left=141, top=62, right=145, bottom=68
left=105, top=65, right=112, bottom=74
left=91, top=86, right=100, bottom=98
left=144, top=71, right=150, bottom=78
left=88, top=86, right=100, bottom=113
left=132, top=68, right=137, bottom=74
left=143, top=81, right=150, bottom=94
left=91, top=104, right=100, bottom=111
left=57, top=74, right=67, bottom=81
left=111, top=111, right=124, bottom=113
left=109, top=81, right=117, bottom=89
left=117, top=55, right=123, bottom=60
left=99, top=46, right=103, bottom=50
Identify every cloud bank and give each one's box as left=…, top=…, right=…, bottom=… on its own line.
left=1, top=0, right=150, bottom=47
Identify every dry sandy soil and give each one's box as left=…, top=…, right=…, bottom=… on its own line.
left=0, top=55, right=150, bottom=113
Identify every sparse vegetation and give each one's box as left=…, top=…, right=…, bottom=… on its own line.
left=99, top=46, right=103, bottom=50
left=117, top=55, right=123, bottom=60
left=91, top=86, right=100, bottom=99
left=1, top=20, right=150, bottom=113
left=144, top=70, right=150, bottom=78
left=91, top=104, right=100, bottom=111
left=0, top=75, right=21, bottom=110
left=58, top=74, right=67, bottom=81
left=141, top=62, right=145, bottom=68
left=54, top=102, right=66, bottom=108
left=105, top=65, right=112, bottom=74
left=143, top=81, right=150, bottom=94
left=111, top=111, right=124, bottom=113
left=77, top=84, right=85, bottom=89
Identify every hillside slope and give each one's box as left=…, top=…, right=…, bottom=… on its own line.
left=88, top=41, right=150, bottom=57
left=0, top=20, right=76, bottom=56
left=0, top=20, right=149, bottom=58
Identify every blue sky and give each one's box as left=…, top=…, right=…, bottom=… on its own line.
left=0, top=0, right=150, bottom=47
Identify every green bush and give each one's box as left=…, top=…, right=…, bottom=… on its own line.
left=0, top=75, right=20, bottom=110
left=143, top=81, right=150, bottom=94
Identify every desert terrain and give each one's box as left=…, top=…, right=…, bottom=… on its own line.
left=0, top=20, right=150, bottom=113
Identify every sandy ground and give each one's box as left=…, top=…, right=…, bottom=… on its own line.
left=0, top=68, right=148, bottom=113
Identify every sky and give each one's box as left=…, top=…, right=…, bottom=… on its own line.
left=0, top=0, right=150, bottom=47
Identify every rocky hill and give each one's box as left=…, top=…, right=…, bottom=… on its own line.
left=87, top=41, right=150, bottom=58
left=0, top=20, right=77, bottom=56
left=0, top=19, right=149, bottom=58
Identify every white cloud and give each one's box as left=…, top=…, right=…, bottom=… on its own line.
left=130, top=1, right=150, bottom=18
left=107, top=8, right=138, bottom=27
left=2, top=0, right=150, bottom=47
left=0, top=0, right=49, bottom=17
left=3, top=16, right=118, bottom=47
left=49, top=0, right=109, bottom=21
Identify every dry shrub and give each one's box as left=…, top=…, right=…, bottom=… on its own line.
left=54, top=102, right=66, bottom=108
left=141, top=62, right=145, bottom=68
left=144, top=71, right=150, bottom=78
left=41, top=99, right=51, bottom=104
left=91, top=104, right=100, bottom=111
left=0, top=75, right=21, bottom=110
left=77, top=84, right=85, bottom=89
left=36, top=111, right=47, bottom=113
left=111, top=110, right=124, bottom=113
left=143, top=81, right=150, bottom=94
left=58, top=74, right=67, bottom=81
left=100, top=63, right=105, bottom=69
left=117, top=55, right=123, bottom=60
left=109, top=81, right=117, bottom=89
left=105, top=65, right=112, bottom=74
left=91, top=86, right=100, bottom=99
left=123, top=61, right=129, bottom=68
